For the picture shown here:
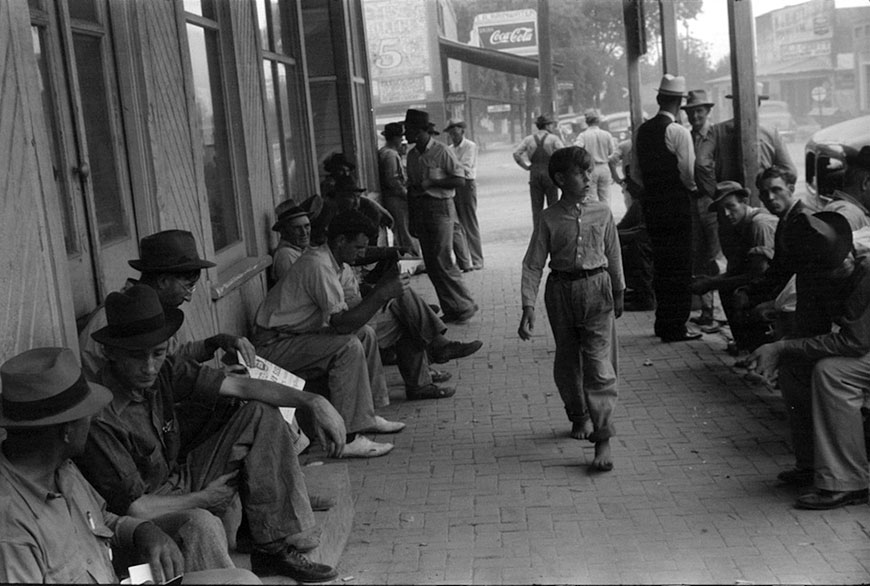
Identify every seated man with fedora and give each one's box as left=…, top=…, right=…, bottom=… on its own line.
left=748, top=211, right=870, bottom=509
left=271, top=202, right=313, bottom=284
left=0, top=347, right=259, bottom=585
left=76, top=285, right=345, bottom=582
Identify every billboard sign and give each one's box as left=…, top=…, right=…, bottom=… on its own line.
left=771, top=0, right=834, bottom=61
left=471, top=9, right=538, bottom=57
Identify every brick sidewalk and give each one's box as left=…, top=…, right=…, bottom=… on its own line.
left=328, top=242, right=870, bottom=585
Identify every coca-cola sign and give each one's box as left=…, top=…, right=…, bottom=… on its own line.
left=478, top=21, right=537, bottom=54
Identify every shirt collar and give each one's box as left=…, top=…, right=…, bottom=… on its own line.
left=693, top=121, right=711, bottom=138
left=657, top=110, right=676, bottom=122
left=278, top=239, right=305, bottom=253
left=0, top=449, right=63, bottom=514
left=100, top=366, right=151, bottom=415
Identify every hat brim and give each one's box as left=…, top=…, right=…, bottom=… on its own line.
left=91, top=307, right=184, bottom=351
left=129, top=259, right=215, bottom=272
left=0, top=381, right=112, bottom=428
left=707, top=188, right=749, bottom=213
left=272, top=212, right=309, bottom=232
left=725, top=94, right=769, bottom=100
left=681, top=102, right=714, bottom=110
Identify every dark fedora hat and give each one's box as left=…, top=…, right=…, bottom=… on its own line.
left=404, top=108, right=431, bottom=129
left=272, top=202, right=309, bottom=232
left=535, top=114, right=556, bottom=128
left=708, top=180, right=750, bottom=212
left=91, top=284, right=184, bottom=350
left=129, top=230, right=215, bottom=273
left=786, top=211, right=853, bottom=272
left=381, top=122, right=404, bottom=139
left=0, top=347, right=112, bottom=428
left=681, top=89, right=715, bottom=110
left=323, top=152, right=357, bottom=174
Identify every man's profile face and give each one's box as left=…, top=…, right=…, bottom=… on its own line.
left=448, top=127, right=464, bottom=145
left=686, top=106, right=710, bottom=131
left=404, top=124, right=426, bottom=145
left=758, top=177, right=795, bottom=217
left=719, top=195, right=748, bottom=226
left=157, top=272, right=200, bottom=309
left=108, top=341, right=170, bottom=392
left=282, top=216, right=311, bottom=249
left=333, top=233, right=369, bottom=265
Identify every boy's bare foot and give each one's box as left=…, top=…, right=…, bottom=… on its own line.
left=570, top=419, right=594, bottom=440
left=591, top=439, right=613, bottom=472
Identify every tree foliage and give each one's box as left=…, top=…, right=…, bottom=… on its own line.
left=452, top=0, right=714, bottom=114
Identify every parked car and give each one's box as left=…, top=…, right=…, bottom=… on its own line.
left=601, top=111, right=633, bottom=142
left=758, top=100, right=798, bottom=142
left=557, top=112, right=586, bottom=144
left=804, top=114, right=870, bottom=200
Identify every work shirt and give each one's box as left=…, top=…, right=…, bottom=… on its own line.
left=513, top=130, right=564, bottom=167
left=255, top=244, right=353, bottom=333
left=78, top=279, right=209, bottom=382
left=448, top=137, right=478, bottom=180
left=377, top=145, right=406, bottom=198
left=719, top=207, right=778, bottom=275
left=521, top=197, right=625, bottom=307
left=825, top=190, right=870, bottom=231
left=0, top=452, right=144, bottom=583
left=630, top=110, right=696, bottom=192
left=714, top=119, right=798, bottom=182
left=272, top=240, right=305, bottom=283
left=692, top=121, right=718, bottom=199
left=78, top=359, right=225, bottom=515
left=781, top=255, right=870, bottom=361
left=406, top=136, right=464, bottom=199
left=574, top=126, right=615, bottom=165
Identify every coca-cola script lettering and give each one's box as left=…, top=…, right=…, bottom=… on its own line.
left=488, top=27, right=534, bottom=45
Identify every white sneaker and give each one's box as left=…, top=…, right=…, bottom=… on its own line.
left=341, top=435, right=394, bottom=458
left=369, top=415, right=406, bottom=434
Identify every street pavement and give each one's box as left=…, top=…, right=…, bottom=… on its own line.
left=329, top=142, right=870, bottom=584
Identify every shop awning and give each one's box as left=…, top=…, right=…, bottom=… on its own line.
left=438, top=37, right=563, bottom=78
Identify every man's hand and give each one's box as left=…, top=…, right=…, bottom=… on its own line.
left=689, top=276, right=713, bottom=295
left=745, top=341, right=784, bottom=385
left=374, top=272, right=410, bottom=302
left=308, top=395, right=347, bottom=458
left=613, top=289, right=624, bottom=319
left=132, top=522, right=184, bottom=583
left=210, top=334, right=257, bottom=366
left=518, top=306, right=535, bottom=340
left=198, top=470, right=239, bottom=514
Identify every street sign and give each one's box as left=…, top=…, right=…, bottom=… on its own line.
left=445, top=91, right=467, bottom=104
left=487, top=104, right=511, bottom=113
left=811, top=86, right=827, bottom=102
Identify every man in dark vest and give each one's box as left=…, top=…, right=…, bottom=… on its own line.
left=630, top=74, right=701, bottom=342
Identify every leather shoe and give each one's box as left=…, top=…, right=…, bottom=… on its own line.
left=430, top=340, right=483, bottom=364
left=794, top=488, right=868, bottom=510
left=429, top=368, right=452, bottom=383
left=690, top=314, right=715, bottom=326
left=250, top=547, right=338, bottom=582
left=777, top=468, right=814, bottom=486
left=406, top=383, right=456, bottom=400
left=660, top=331, right=702, bottom=343
left=308, top=493, right=335, bottom=512
left=368, top=415, right=406, bottom=434
left=340, top=435, right=393, bottom=458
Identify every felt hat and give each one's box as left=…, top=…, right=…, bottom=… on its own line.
left=681, top=89, right=715, bottom=110
left=91, top=284, right=184, bottom=350
left=426, top=122, right=440, bottom=136
left=657, top=74, right=687, bottom=97
left=299, top=194, right=325, bottom=220
left=0, top=347, right=112, bottom=428
left=786, top=211, right=853, bottom=272
left=271, top=203, right=309, bottom=232
left=323, top=153, right=357, bottom=174
left=443, top=119, right=466, bottom=132
left=846, top=145, right=870, bottom=172
left=128, top=230, right=215, bottom=273
left=725, top=82, right=769, bottom=100
left=584, top=109, right=600, bottom=124
left=535, top=114, right=556, bottom=127
left=404, top=109, right=431, bottom=130
left=381, top=122, right=404, bottom=139
left=333, top=175, right=367, bottom=194
left=708, top=180, right=750, bottom=212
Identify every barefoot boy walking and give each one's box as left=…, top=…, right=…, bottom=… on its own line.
left=518, top=146, right=624, bottom=471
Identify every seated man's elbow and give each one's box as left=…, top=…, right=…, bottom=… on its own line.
left=127, top=499, right=152, bottom=519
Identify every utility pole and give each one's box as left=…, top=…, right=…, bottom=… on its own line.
left=538, top=0, right=555, bottom=116
left=623, top=0, right=645, bottom=134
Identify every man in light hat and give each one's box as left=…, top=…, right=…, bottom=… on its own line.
left=630, top=74, right=701, bottom=342
left=77, top=285, right=345, bottom=582
left=690, top=181, right=777, bottom=352
left=78, top=230, right=256, bottom=382
left=445, top=119, right=483, bottom=271
left=271, top=202, right=311, bottom=283
left=682, top=89, right=724, bottom=329
left=378, top=121, right=420, bottom=256
left=714, top=82, right=797, bottom=184
left=404, top=108, right=478, bottom=324
left=513, top=113, right=565, bottom=229
left=0, top=347, right=260, bottom=584
left=747, top=211, right=870, bottom=510
left=573, top=109, right=615, bottom=204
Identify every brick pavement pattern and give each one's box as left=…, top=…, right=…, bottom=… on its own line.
left=309, top=146, right=870, bottom=585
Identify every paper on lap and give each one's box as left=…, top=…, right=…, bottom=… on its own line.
left=237, top=351, right=305, bottom=425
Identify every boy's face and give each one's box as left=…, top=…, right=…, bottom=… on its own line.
left=556, top=165, right=591, bottom=198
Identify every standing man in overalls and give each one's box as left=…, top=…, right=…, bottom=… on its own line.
left=513, top=114, right=565, bottom=229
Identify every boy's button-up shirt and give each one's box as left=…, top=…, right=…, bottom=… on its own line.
left=0, top=453, right=144, bottom=583
left=521, top=198, right=625, bottom=307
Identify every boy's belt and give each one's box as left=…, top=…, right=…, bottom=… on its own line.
left=549, top=267, right=606, bottom=281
